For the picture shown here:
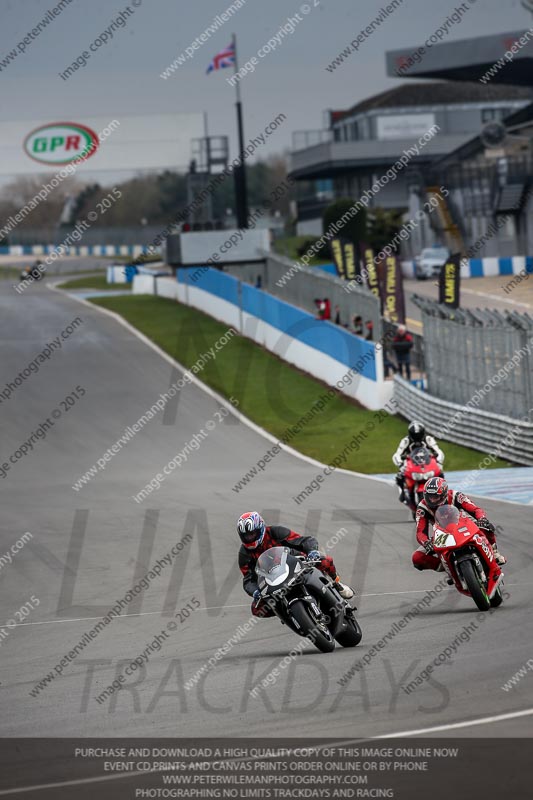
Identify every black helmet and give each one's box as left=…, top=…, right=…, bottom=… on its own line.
left=408, top=421, right=425, bottom=443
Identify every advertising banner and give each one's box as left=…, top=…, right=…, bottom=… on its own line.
left=382, top=254, right=406, bottom=324
left=439, top=253, right=461, bottom=308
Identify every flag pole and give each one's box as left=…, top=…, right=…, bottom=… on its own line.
left=232, top=32, right=249, bottom=229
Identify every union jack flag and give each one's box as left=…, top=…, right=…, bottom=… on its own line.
left=206, top=42, right=236, bottom=73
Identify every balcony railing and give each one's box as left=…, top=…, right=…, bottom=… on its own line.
left=296, top=195, right=333, bottom=220
left=292, top=129, right=333, bottom=151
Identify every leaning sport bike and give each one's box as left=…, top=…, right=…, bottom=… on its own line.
left=255, top=546, right=362, bottom=653
left=432, top=505, right=504, bottom=611
left=20, top=265, right=44, bottom=282
left=402, top=446, right=443, bottom=517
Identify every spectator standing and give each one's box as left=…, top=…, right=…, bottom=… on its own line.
left=392, top=324, right=414, bottom=380
left=315, top=298, right=326, bottom=319
left=352, top=315, right=364, bottom=336
left=315, top=298, right=332, bottom=321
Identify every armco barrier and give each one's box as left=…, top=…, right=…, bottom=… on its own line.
left=133, top=271, right=393, bottom=410
left=393, top=376, right=533, bottom=465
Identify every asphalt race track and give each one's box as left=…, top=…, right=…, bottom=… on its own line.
left=1, top=275, right=532, bottom=745
left=0, top=254, right=114, bottom=276
left=404, top=276, right=533, bottom=330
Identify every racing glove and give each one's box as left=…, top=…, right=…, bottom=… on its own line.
left=307, top=550, right=321, bottom=561
left=477, top=518, right=495, bottom=534
left=252, top=589, right=262, bottom=603
left=423, top=539, right=435, bottom=555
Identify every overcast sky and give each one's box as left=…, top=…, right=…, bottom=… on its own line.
left=1, top=0, right=532, bottom=175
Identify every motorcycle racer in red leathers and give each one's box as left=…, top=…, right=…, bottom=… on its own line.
left=412, top=477, right=506, bottom=572
left=237, top=512, right=354, bottom=617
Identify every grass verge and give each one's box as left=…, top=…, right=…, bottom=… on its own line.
left=0, top=267, right=24, bottom=281
left=90, top=294, right=512, bottom=474
left=58, top=274, right=131, bottom=291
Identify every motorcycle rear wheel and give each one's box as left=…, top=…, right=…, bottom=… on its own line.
left=461, top=559, right=490, bottom=611
left=335, top=615, right=362, bottom=647
left=290, top=600, right=335, bottom=653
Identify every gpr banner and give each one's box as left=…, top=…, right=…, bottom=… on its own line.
left=0, top=113, right=204, bottom=175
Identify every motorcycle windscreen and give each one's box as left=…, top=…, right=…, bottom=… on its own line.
left=256, top=546, right=290, bottom=586
left=435, top=505, right=460, bottom=531
left=411, top=446, right=431, bottom=466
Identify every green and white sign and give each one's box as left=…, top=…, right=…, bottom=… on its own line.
left=23, top=122, right=99, bottom=165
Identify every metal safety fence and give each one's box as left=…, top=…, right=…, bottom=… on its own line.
left=412, top=294, right=533, bottom=421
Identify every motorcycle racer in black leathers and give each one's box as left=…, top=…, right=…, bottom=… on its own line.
left=237, top=512, right=354, bottom=617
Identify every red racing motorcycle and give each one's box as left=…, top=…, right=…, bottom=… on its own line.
left=432, top=505, right=504, bottom=611
left=402, top=446, right=443, bottom=517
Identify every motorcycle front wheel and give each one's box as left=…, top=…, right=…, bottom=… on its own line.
left=290, top=600, right=335, bottom=653
left=490, top=587, right=504, bottom=608
left=335, top=615, right=362, bottom=647
left=461, top=559, right=490, bottom=611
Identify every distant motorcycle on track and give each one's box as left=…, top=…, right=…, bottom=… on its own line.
left=255, top=546, right=362, bottom=653
left=20, top=261, right=45, bottom=282
left=432, top=505, right=504, bottom=611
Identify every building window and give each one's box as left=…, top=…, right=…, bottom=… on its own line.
left=333, top=127, right=341, bottom=142
left=482, top=108, right=512, bottom=124
left=352, top=121, right=359, bottom=140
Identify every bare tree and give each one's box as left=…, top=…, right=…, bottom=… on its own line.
left=0, top=174, right=81, bottom=230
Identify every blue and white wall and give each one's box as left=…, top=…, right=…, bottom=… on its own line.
left=0, top=243, right=155, bottom=257
left=134, top=269, right=393, bottom=411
